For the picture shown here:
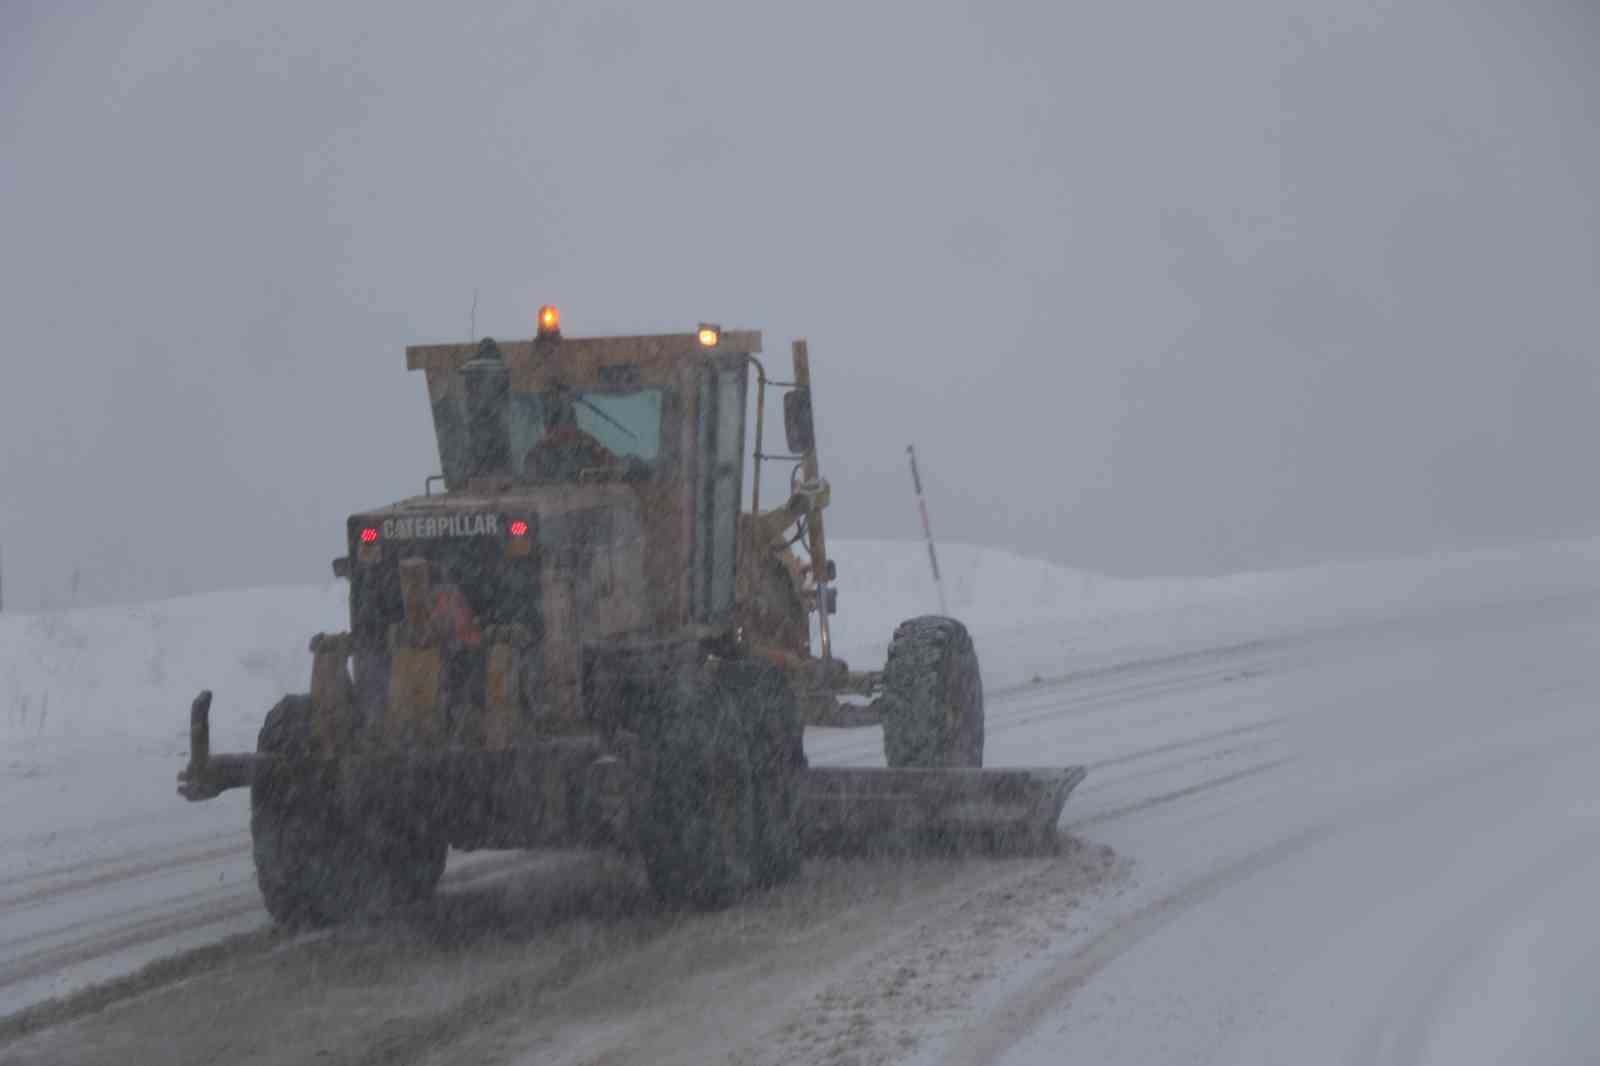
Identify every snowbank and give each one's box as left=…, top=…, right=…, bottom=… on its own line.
left=6, top=536, right=1600, bottom=758
left=825, top=536, right=1600, bottom=684
left=0, top=584, right=347, bottom=757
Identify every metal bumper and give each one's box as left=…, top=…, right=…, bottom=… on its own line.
left=176, top=690, right=632, bottom=851
left=177, top=691, right=269, bottom=801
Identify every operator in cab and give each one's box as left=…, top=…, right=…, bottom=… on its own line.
left=524, top=392, right=617, bottom=481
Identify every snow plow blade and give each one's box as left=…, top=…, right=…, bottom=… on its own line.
left=799, top=765, right=1087, bottom=855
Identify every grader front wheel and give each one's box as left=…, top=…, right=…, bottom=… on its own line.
left=251, top=695, right=446, bottom=926
left=880, top=616, right=985, bottom=769
left=637, top=676, right=758, bottom=908
left=722, top=659, right=806, bottom=887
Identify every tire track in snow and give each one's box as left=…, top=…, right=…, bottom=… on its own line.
left=1354, top=829, right=1600, bottom=1064
left=1065, top=756, right=1300, bottom=831
left=514, top=848, right=1124, bottom=1066
left=938, top=822, right=1341, bottom=1066
left=988, top=665, right=1282, bottom=738
left=0, top=803, right=240, bottom=856
left=985, top=637, right=1292, bottom=701
left=4, top=854, right=1024, bottom=1065
left=0, top=825, right=243, bottom=890
left=0, top=838, right=251, bottom=912
left=0, top=849, right=549, bottom=1035
left=0, top=928, right=284, bottom=1047
left=1084, top=715, right=1282, bottom=773
left=938, top=723, right=1600, bottom=1066
left=0, top=889, right=264, bottom=992
left=1079, top=734, right=1288, bottom=796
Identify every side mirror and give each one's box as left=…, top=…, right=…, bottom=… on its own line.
left=784, top=389, right=815, bottom=455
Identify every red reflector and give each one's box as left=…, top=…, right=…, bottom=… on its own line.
left=359, top=527, right=379, bottom=544
left=509, top=520, right=529, bottom=538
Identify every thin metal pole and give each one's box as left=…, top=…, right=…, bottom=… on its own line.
left=907, top=445, right=948, bottom=615
left=748, top=355, right=766, bottom=538
left=793, top=339, right=834, bottom=665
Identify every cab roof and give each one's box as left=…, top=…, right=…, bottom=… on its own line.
left=406, top=331, right=762, bottom=374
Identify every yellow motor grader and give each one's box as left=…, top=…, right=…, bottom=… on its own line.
left=178, top=309, right=1084, bottom=924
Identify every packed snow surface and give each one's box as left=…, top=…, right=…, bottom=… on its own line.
left=4, top=536, right=1600, bottom=1064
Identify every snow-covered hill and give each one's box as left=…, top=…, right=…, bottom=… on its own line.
left=829, top=536, right=1600, bottom=677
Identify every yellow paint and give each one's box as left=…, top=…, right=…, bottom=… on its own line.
left=484, top=642, right=520, bottom=751
left=387, top=645, right=443, bottom=746
left=309, top=649, right=348, bottom=757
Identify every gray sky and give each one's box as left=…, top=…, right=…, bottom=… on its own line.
left=3, top=0, right=1598, bottom=610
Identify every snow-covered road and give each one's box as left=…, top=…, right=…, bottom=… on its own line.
left=957, top=593, right=1600, bottom=1066
left=4, top=541, right=1600, bottom=1064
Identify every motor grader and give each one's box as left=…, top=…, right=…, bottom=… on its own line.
left=178, top=309, right=1084, bottom=924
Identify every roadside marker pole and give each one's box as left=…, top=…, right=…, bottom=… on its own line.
left=907, top=445, right=948, bottom=615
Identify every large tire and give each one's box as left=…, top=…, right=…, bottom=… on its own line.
left=720, top=658, right=806, bottom=887
left=881, top=617, right=985, bottom=768
left=637, top=673, right=758, bottom=908
left=251, top=696, right=446, bottom=926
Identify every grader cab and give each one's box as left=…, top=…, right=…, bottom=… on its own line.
left=179, top=310, right=1084, bottom=925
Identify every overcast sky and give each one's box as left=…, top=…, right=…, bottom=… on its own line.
left=3, top=0, right=1598, bottom=610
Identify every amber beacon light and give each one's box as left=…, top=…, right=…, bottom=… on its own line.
left=537, top=305, right=561, bottom=337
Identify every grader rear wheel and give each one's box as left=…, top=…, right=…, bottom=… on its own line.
left=251, top=695, right=446, bottom=926
left=638, top=675, right=758, bottom=908
left=720, top=658, right=806, bottom=886
left=880, top=616, right=985, bottom=769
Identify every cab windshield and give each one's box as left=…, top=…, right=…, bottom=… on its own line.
left=509, top=387, right=667, bottom=482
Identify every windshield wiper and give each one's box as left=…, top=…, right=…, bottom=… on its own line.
left=569, top=392, right=641, bottom=443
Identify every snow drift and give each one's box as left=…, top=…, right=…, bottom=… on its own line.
left=6, top=535, right=1600, bottom=758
